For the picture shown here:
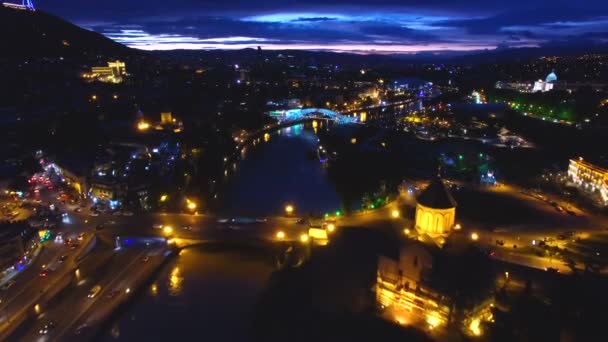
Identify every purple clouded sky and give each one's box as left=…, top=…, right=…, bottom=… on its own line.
left=38, top=0, right=608, bottom=53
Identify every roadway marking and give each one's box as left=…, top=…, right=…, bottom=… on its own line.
left=51, top=248, right=149, bottom=340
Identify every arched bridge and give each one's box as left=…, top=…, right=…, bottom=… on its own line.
left=277, top=108, right=357, bottom=124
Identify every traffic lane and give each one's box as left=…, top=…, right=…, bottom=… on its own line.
left=492, top=249, right=572, bottom=274
left=62, top=250, right=165, bottom=339
left=49, top=247, right=152, bottom=340
left=0, top=235, right=93, bottom=329
left=19, top=248, right=149, bottom=342
left=0, top=241, right=66, bottom=314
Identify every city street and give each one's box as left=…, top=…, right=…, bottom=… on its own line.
left=15, top=245, right=165, bottom=341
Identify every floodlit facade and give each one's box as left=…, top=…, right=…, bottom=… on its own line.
left=83, top=60, right=127, bottom=83
left=414, top=177, right=457, bottom=236
left=568, top=158, right=608, bottom=204
left=376, top=242, right=450, bottom=329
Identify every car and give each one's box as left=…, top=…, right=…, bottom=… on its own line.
left=73, top=207, right=82, bottom=212
left=39, top=321, right=56, bottom=334
left=296, top=218, right=307, bottom=224
left=1, top=280, right=16, bottom=290
left=141, top=256, right=150, bottom=262
left=77, top=233, right=85, bottom=241
left=122, top=211, right=134, bottom=216
left=182, top=225, right=192, bottom=231
left=39, top=270, right=50, bottom=277
left=90, top=211, right=99, bottom=217
left=58, top=255, right=68, bottom=263
left=70, top=244, right=79, bottom=250
left=88, top=285, right=102, bottom=298
left=95, top=224, right=105, bottom=231
left=545, top=267, right=560, bottom=274
left=153, top=223, right=163, bottom=229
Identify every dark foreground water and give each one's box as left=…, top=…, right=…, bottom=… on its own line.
left=219, top=123, right=342, bottom=217
left=102, top=248, right=275, bottom=341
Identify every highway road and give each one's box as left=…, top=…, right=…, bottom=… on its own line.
left=0, top=233, right=93, bottom=332
left=15, top=245, right=165, bottom=341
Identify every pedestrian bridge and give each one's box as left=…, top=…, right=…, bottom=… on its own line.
left=275, top=108, right=357, bottom=124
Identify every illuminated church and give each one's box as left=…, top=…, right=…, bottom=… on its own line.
left=414, top=176, right=457, bottom=240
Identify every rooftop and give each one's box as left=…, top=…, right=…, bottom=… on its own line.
left=416, top=176, right=457, bottom=209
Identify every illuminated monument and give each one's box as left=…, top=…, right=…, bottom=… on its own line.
left=414, top=175, right=457, bottom=240
left=2, top=0, right=35, bottom=10
left=82, top=60, right=127, bottom=84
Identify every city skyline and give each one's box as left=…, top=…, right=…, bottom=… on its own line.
left=35, top=0, right=608, bottom=53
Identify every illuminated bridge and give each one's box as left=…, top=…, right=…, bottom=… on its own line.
left=270, top=108, right=357, bottom=124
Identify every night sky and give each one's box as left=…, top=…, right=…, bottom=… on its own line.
left=38, top=0, right=608, bottom=53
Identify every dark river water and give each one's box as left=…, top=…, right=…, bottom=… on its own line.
left=102, top=248, right=275, bottom=341
left=219, top=122, right=342, bottom=217
left=103, top=123, right=341, bottom=341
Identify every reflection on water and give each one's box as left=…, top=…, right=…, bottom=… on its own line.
left=168, top=266, right=183, bottom=296
left=149, top=283, right=158, bottom=296
left=220, top=122, right=342, bottom=216
left=103, top=249, right=275, bottom=341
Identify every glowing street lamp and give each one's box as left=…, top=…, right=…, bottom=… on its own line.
left=285, top=204, right=294, bottom=216
left=391, top=209, right=400, bottom=218
left=276, top=231, right=285, bottom=240
left=300, top=234, right=309, bottom=243
left=327, top=223, right=335, bottom=232
left=471, top=232, right=479, bottom=241
left=163, top=226, right=173, bottom=235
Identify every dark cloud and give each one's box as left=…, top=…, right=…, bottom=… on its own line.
left=291, top=17, right=337, bottom=22
left=433, top=7, right=607, bottom=34
left=36, top=0, right=608, bottom=52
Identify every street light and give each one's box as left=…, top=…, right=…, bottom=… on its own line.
left=285, top=204, right=294, bottom=216
left=276, top=231, right=285, bottom=240
left=471, top=232, right=479, bottom=241
left=327, top=223, right=335, bottom=232
left=300, top=234, right=309, bottom=243
left=404, top=228, right=410, bottom=235
left=391, top=209, right=400, bottom=218
left=163, top=226, right=173, bottom=235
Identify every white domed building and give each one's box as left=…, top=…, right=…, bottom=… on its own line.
left=533, top=70, right=557, bottom=92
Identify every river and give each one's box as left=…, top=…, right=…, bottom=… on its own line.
left=102, top=122, right=341, bottom=341
left=219, top=122, right=342, bottom=217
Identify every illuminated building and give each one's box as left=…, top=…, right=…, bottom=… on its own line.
left=2, top=0, right=35, bottom=10
left=414, top=176, right=457, bottom=239
left=82, top=60, right=127, bottom=83
left=0, top=222, right=36, bottom=276
left=496, top=70, right=557, bottom=93
left=376, top=241, right=450, bottom=329
left=160, top=112, right=173, bottom=125
left=532, top=71, right=557, bottom=92
left=568, top=158, right=608, bottom=204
